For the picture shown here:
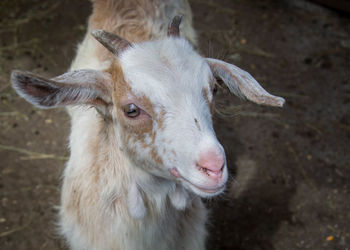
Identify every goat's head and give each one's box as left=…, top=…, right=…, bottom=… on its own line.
left=11, top=16, right=284, bottom=198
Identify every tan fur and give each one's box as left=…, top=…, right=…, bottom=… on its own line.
left=89, top=0, right=156, bottom=62
left=108, top=61, right=164, bottom=167
left=60, top=1, right=206, bottom=249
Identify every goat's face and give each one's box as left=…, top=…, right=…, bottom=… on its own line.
left=112, top=38, right=227, bottom=197
left=11, top=25, right=284, bottom=198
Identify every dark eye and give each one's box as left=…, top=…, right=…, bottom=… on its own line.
left=122, top=103, right=140, bottom=118
left=213, top=84, right=218, bottom=95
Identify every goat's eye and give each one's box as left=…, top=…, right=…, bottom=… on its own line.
left=123, top=103, right=140, bottom=118
left=213, top=84, right=218, bottom=95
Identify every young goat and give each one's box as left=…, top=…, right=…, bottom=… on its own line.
left=11, top=0, right=285, bottom=249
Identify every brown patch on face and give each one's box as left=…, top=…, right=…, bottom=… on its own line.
left=109, top=61, right=164, bottom=169
left=157, top=110, right=166, bottom=131
left=150, top=148, right=163, bottom=165
left=110, top=61, right=152, bottom=138
left=109, top=61, right=131, bottom=106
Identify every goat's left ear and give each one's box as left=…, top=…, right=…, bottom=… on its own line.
left=11, top=69, right=113, bottom=111
left=206, top=58, right=285, bottom=107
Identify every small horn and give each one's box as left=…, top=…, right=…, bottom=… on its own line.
left=91, top=29, right=132, bottom=56
left=167, top=16, right=182, bottom=37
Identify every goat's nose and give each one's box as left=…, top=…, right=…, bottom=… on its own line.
left=196, top=150, right=225, bottom=178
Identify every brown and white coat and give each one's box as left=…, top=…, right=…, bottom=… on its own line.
left=11, top=0, right=284, bottom=249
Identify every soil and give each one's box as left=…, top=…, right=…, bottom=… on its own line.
left=0, top=0, right=349, bottom=249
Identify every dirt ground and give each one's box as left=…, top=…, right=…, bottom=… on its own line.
left=0, top=0, right=349, bottom=249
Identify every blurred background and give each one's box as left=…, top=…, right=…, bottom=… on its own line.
left=0, top=0, right=349, bottom=249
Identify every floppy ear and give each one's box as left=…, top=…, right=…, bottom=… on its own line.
left=11, top=69, right=113, bottom=110
left=206, top=58, right=285, bottom=107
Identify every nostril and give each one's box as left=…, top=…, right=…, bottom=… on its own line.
left=196, top=163, right=224, bottom=178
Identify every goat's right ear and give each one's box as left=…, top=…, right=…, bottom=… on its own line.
left=11, top=69, right=113, bottom=110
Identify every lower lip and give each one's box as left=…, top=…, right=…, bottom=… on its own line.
left=192, top=183, right=225, bottom=194
left=170, top=168, right=225, bottom=194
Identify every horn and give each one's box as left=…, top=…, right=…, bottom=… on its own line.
left=167, top=16, right=182, bottom=37
left=91, top=29, right=132, bottom=56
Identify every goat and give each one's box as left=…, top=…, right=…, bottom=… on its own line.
left=11, top=0, right=285, bottom=249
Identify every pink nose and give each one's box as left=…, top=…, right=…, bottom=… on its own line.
left=196, top=150, right=225, bottom=178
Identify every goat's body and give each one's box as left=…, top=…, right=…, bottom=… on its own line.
left=61, top=109, right=207, bottom=250
left=11, top=0, right=285, bottom=248
left=60, top=1, right=206, bottom=249
left=11, top=0, right=285, bottom=249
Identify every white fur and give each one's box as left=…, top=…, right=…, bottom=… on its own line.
left=169, top=185, right=189, bottom=210
left=9, top=1, right=285, bottom=249
left=61, top=1, right=211, bottom=250
left=127, top=180, right=147, bottom=219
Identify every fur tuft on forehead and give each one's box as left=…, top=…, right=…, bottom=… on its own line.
left=118, top=37, right=213, bottom=106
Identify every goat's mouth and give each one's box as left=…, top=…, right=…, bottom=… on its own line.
left=187, top=181, right=225, bottom=194
left=169, top=168, right=226, bottom=197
